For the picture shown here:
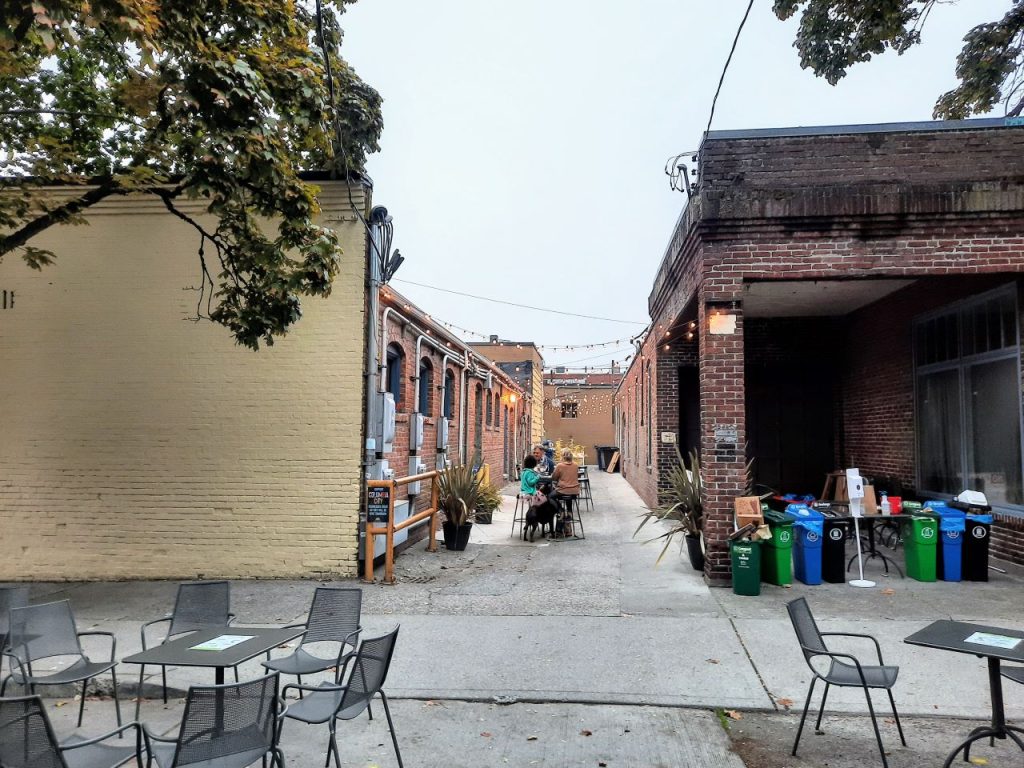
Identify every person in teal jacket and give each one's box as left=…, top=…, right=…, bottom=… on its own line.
left=520, top=455, right=540, bottom=495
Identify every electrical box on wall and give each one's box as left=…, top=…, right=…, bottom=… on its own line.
left=484, top=372, right=493, bottom=390
left=381, top=393, right=396, bottom=453
left=380, top=460, right=395, bottom=480
left=436, top=454, right=448, bottom=471
left=407, top=457, right=427, bottom=494
left=437, top=417, right=449, bottom=450
left=410, top=413, right=425, bottom=451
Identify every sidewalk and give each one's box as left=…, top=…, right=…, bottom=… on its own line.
left=10, top=470, right=1024, bottom=766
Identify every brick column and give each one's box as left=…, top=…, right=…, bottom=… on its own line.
left=698, top=287, right=747, bottom=586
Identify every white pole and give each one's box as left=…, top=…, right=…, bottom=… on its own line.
left=849, top=502, right=875, bottom=588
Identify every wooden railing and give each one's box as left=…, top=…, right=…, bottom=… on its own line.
left=363, top=470, right=440, bottom=584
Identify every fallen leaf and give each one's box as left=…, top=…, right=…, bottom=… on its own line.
left=881, top=588, right=895, bottom=596
left=580, top=729, right=593, bottom=736
left=725, top=710, right=743, bottom=720
left=527, top=736, right=538, bottom=741
left=706, top=658, right=720, bottom=664
left=776, top=698, right=794, bottom=709
left=481, top=732, right=492, bottom=738
left=423, top=700, right=442, bottom=707
left=54, top=701, right=67, bottom=708
left=599, top=762, right=608, bottom=767
left=969, top=758, right=988, bottom=766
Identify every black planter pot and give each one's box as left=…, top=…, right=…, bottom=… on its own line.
left=475, top=511, right=493, bottom=525
left=685, top=533, right=705, bottom=572
left=442, top=521, right=473, bottom=551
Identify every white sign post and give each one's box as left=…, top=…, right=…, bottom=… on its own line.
left=846, top=468, right=875, bottom=588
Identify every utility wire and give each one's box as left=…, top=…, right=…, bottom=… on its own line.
left=392, top=278, right=648, bottom=325
left=704, top=0, right=755, bottom=139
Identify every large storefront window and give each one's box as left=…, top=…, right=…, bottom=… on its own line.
left=915, top=287, right=1023, bottom=509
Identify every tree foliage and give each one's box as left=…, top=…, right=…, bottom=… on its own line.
left=774, top=0, right=1024, bottom=119
left=0, top=1, right=383, bottom=348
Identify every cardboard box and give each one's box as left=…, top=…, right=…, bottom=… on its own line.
left=861, top=485, right=878, bottom=515
left=734, top=496, right=764, bottom=529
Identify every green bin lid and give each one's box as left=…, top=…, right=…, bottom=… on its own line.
left=763, top=509, right=795, bottom=525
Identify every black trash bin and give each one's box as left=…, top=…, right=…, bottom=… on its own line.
left=822, top=516, right=849, bottom=584
left=595, top=445, right=619, bottom=472
left=962, top=513, right=993, bottom=582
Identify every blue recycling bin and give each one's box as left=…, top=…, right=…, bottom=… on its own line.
left=788, top=504, right=825, bottom=586
left=925, top=501, right=965, bottom=582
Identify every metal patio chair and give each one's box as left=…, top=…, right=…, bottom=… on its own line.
left=142, top=673, right=285, bottom=768
left=137, top=581, right=235, bottom=719
left=787, top=597, right=905, bottom=768
left=1003, top=665, right=1024, bottom=687
left=263, top=587, right=362, bottom=697
left=0, top=587, right=29, bottom=676
left=0, top=600, right=123, bottom=730
left=282, top=627, right=403, bottom=768
left=0, top=695, right=141, bottom=768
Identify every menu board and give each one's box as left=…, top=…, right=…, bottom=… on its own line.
left=367, top=483, right=391, bottom=524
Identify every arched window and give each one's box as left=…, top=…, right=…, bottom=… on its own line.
left=493, top=394, right=501, bottom=428
left=443, top=369, right=455, bottom=419
left=386, top=343, right=404, bottom=408
left=474, top=383, right=484, bottom=455
left=418, top=358, right=434, bottom=416
left=486, top=389, right=493, bottom=426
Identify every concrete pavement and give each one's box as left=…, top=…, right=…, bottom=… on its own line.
left=9, top=470, right=1024, bottom=766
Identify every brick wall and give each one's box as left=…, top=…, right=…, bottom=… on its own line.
left=0, top=183, right=369, bottom=580
left=543, top=386, right=616, bottom=465
left=635, top=121, right=1024, bottom=582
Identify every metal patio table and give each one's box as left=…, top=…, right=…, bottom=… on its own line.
left=905, top=619, right=1024, bottom=766
left=122, top=625, right=304, bottom=686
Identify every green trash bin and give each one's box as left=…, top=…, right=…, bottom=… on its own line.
left=903, top=515, right=938, bottom=582
left=731, top=539, right=761, bottom=596
left=761, top=510, right=795, bottom=586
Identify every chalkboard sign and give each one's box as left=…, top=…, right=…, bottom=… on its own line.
left=367, top=483, right=391, bottom=524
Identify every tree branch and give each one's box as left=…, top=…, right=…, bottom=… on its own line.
left=0, top=183, right=121, bottom=257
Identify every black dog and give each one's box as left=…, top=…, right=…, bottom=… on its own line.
left=524, top=500, right=557, bottom=542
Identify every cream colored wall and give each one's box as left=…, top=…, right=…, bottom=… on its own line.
left=0, top=182, right=368, bottom=580
left=530, top=365, right=545, bottom=444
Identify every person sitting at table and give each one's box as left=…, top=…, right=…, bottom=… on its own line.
left=551, top=448, right=581, bottom=532
left=532, top=444, right=554, bottom=475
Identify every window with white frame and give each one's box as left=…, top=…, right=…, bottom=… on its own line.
left=561, top=401, right=578, bottom=419
left=915, top=286, right=1023, bottom=509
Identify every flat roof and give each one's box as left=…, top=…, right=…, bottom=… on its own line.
left=705, top=116, right=1023, bottom=142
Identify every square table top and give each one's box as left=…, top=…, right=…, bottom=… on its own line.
left=904, top=619, right=1024, bottom=664
left=122, top=625, right=304, bottom=669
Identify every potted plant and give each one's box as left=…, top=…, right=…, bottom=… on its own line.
left=634, top=447, right=705, bottom=569
left=474, top=481, right=502, bottom=525
left=437, top=463, right=482, bottom=550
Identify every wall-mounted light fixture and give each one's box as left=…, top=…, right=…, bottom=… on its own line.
left=707, top=300, right=740, bottom=335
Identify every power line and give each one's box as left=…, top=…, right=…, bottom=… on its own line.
left=704, top=0, right=755, bottom=139
left=392, top=278, right=647, bottom=325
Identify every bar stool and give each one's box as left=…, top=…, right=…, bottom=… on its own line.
left=577, top=470, right=593, bottom=512
left=556, top=495, right=585, bottom=540
left=511, top=493, right=531, bottom=539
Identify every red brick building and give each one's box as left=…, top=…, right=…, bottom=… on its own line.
left=614, top=118, right=1024, bottom=584
left=377, top=288, right=528, bottom=499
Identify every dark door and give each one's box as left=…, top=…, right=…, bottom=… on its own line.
left=746, top=363, right=834, bottom=495
left=678, top=365, right=701, bottom=458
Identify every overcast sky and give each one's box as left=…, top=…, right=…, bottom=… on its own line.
left=341, top=0, right=1010, bottom=370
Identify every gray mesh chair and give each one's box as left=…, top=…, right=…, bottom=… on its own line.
left=142, top=673, right=284, bottom=768
left=137, top=581, right=235, bottom=719
left=0, top=695, right=141, bottom=768
left=282, top=627, right=402, bottom=768
left=0, top=587, right=29, bottom=677
left=1004, top=666, right=1024, bottom=687
left=0, top=600, right=122, bottom=730
left=787, top=597, right=905, bottom=768
left=262, top=588, right=361, bottom=697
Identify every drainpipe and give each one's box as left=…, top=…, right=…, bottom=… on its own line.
left=366, top=207, right=388, bottom=480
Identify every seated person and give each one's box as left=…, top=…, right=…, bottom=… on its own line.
left=532, top=443, right=554, bottom=476
left=551, top=448, right=580, bottom=500
left=520, top=455, right=540, bottom=497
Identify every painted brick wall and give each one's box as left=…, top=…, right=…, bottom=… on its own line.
left=0, top=183, right=369, bottom=580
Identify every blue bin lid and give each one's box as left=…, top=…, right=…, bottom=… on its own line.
left=786, top=504, right=824, bottom=535
left=925, top=502, right=966, bottom=531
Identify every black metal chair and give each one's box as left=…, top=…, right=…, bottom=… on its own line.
left=0, top=600, right=122, bottom=730
left=1003, top=666, right=1024, bottom=687
left=282, top=627, right=403, bottom=768
left=262, top=587, right=361, bottom=698
left=787, top=597, right=905, bottom=768
left=137, top=581, right=235, bottom=719
left=0, top=695, right=141, bottom=768
left=142, top=673, right=285, bottom=768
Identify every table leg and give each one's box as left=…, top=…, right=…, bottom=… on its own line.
left=215, top=666, right=225, bottom=685
left=943, top=658, right=1024, bottom=767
